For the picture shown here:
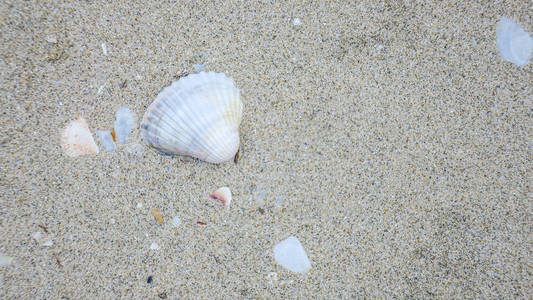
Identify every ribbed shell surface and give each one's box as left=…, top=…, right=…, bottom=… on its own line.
left=141, top=72, right=242, bottom=163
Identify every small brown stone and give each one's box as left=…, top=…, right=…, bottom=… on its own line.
left=151, top=207, right=163, bottom=224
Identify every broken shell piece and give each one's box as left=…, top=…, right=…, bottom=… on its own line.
left=114, top=106, right=134, bottom=145
left=151, top=207, right=163, bottom=224
left=274, top=236, right=311, bottom=273
left=60, top=117, right=99, bottom=157
left=210, top=186, right=232, bottom=208
left=496, top=17, right=533, bottom=66
left=96, top=130, right=116, bottom=152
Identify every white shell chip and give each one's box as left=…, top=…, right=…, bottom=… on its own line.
left=273, top=236, right=311, bottom=273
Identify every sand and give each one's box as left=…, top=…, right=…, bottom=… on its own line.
left=1, top=1, right=532, bottom=298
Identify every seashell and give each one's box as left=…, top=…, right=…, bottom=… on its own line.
left=274, top=236, right=311, bottom=273
left=114, top=106, right=134, bottom=145
left=496, top=17, right=532, bottom=66
left=210, top=186, right=232, bottom=207
left=140, top=72, right=243, bottom=164
left=96, top=130, right=116, bottom=152
left=61, top=117, right=99, bottom=157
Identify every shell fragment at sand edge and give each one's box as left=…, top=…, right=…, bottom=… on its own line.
left=61, top=117, right=99, bottom=157
left=210, top=186, right=232, bottom=208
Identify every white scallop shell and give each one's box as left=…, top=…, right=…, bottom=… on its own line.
left=140, top=72, right=242, bottom=163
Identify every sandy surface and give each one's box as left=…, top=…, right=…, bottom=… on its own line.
left=1, top=1, right=532, bottom=298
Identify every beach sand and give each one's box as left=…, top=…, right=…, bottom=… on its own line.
left=1, top=1, right=531, bottom=298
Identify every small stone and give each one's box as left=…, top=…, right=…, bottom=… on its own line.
left=137, top=203, right=143, bottom=209
left=293, top=18, right=302, bottom=26
left=147, top=275, right=153, bottom=284
left=101, top=43, right=108, bottom=56
left=43, top=240, right=53, bottom=247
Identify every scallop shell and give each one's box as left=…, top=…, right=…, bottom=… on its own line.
left=61, top=117, right=99, bottom=157
left=141, top=72, right=242, bottom=163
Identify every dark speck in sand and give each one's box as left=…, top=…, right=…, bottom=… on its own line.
left=147, top=276, right=153, bottom=284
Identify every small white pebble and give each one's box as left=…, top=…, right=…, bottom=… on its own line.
left=101, top=43, right=108, bottom=56
left=42, top=240, right=53, bottom=247
left=293, top=18, right=302, bottom=26
left=150, top=242, right=159, bottom=250
left=137, top=203, right=143, bottom=208
left=110, top=218, right=116, bottom=224
left=135, top=74, right=143, bottom=80
left=172, top=216, right=181, bottom=227
left=97, top=84, right=106, bottom=95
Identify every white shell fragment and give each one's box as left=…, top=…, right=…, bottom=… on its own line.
left=114, top=106, right=134, bottom=146
left=496, top=17, right=533, bottom=66
left=210, top=186, right=232, bottom=207
left=274, top=236, right=311, bottom=273
left=60, top=117, right=99, bottom=157
left=141, top=72, right=243, bottom=164
left=96, top=130, right=116, bottom=152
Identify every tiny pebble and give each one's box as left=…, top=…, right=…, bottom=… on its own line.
left=147, top=276, right=153, bottom=284
left=42, top=240, right=53, bottom=247
left=137, top=203, right=143, bottom=208
left=150, top=242, right=159, bottom=250
left=293, top=18, right=302, bottom=26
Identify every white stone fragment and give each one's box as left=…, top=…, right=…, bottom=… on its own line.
left=114, top=106, right=134, bottom=145
left=101, top=43, right=108, bottom=56
left=273, top=236, right=311, bottom=273
left=150, top=242, right=160, bottom=250
left=496, top=17, right=533, bottom=66
left=171, top=216, right=181, bottom=227
left=0, top=255, right=13, bottom=267
left=293, top=18, right=302, bottom=26
left=96, top=130, right=116, bottom=152
left=137, top=203, right=143, bottom=208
